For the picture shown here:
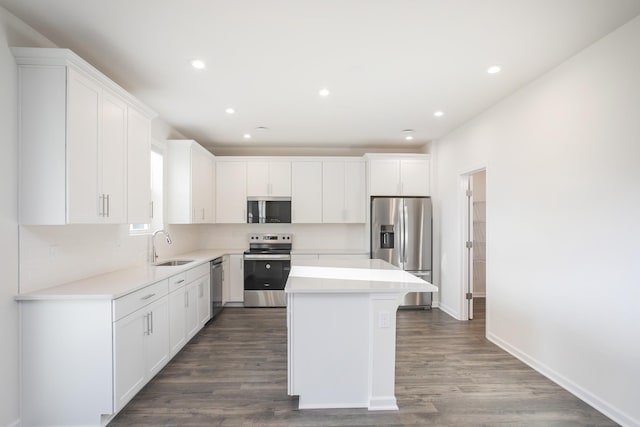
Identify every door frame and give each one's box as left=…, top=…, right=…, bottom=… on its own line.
left=459, top=167, right=486, bottom=321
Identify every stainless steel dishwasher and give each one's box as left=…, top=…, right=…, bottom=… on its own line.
left=210, top=257, right=224, bottom=318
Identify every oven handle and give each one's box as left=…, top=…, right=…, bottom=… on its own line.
left=243, top=254, right=291, bottom=261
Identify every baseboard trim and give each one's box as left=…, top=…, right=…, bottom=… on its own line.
left=487, top=331, right=638, bottom=427
left=436, top=302, right=461, bottom=320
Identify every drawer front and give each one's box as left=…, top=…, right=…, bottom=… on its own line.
left=168, top=272, right=187, bottom=292
left=113, top=279, right=169, bottom=321
left=186, top=263, right=210, bottom=282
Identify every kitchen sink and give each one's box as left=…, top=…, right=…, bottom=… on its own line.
left=155, top=259, right=194, bottom=267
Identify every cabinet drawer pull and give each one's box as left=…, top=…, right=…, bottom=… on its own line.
left=141, top=293, right=156, bottom=300
left=176, top=279, right=185, bottom=284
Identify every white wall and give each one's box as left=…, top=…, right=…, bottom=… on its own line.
left=0, top=7, right=57, bottom=426
left=433, top=15, right=640, bottom=426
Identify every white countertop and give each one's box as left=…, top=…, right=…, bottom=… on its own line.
left=15, top=248, right=244, bottom=301
left=285, top=259, right=438, bottom=294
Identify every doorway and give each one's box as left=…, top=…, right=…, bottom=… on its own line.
left=462, top=169, right=486, bottom=321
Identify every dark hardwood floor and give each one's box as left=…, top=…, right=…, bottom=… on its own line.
left=110, top=299, right=616, bottom=426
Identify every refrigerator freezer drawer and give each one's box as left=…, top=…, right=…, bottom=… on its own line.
left=399, top=271, right=433, bottom=308
left=399, top=292, right=432, bottom=308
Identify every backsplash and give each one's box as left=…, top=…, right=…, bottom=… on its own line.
left=18, top=224, right=201, bottom=293
left=18, top=222, right=367, bottom=293
left=198, top=223, right=367, bottom=252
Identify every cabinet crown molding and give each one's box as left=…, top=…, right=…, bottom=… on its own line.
left=363, top=153, right=430, bottom=160
left=12, top=47, right=157, bottom=119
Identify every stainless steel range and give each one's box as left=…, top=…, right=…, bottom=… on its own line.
left=243, top=233, right=292, bottom=307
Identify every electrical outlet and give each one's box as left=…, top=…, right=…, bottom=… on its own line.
left=49, top=245, right=59, bottom=258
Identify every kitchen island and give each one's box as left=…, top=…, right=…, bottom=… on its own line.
left=285, top=259, right=438, bottom=411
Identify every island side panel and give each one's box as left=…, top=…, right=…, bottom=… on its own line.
left=288, top=292, right=370, bottom=409
left=368, top=293, right=403, bottom=410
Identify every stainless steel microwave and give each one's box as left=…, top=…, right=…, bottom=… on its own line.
left=247, top=197, right=292, bottom=224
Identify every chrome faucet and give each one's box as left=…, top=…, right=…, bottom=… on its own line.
left=151, top=229, right=172, bottom=263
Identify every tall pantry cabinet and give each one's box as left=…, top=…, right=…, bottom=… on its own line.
left=13, top=47, right=156, bottom=225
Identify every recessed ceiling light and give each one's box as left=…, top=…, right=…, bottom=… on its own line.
left=402, top=129, right=414, bottom=141
left=190, top=59, right=206, bottom=69
left=318, top=88, right=330, bottom=97
left=433, top=111, right=444, bottom=117
left=487, top=65, right=501, bottom=74
left=243, top=133, right=252, bottom=139
left=225, top=108, right=235, bottom=114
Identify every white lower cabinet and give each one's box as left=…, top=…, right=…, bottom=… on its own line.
left=197, top=274, right=211, bottom=327
left=114, top=294, right=170, bottom=412
left=292, top=253, right=370, bottom=265
left=224, top=254, right=244, bottom=303
left=168, top=265, right=211, bottom=357
left=19, top=262, right=212, bottom=426
left=169, top=284, right=188, bottom=356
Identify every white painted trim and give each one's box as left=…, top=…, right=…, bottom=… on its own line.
left=11, top=47, right=157, bottom=119
left=298, top=402, right=368, bottom=409
left=487, top=332, right=638, bottom=427
left=459, top=174, right=471, bottom=321
left=436, top=303, right=462, bottom=321
left=368, top=396, right=399, bottom=411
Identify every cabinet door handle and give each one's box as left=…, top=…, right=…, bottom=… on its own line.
left=141, top=293, right=156, bottom=300
left=106, top=194, right=110, bottom=217
left=144, top=313, right=150, bottom=335
left=150, top=201, right=154, bottom=219
left=149, top=311, right=154, bottom=334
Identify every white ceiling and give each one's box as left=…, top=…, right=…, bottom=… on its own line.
left=2, top=0, right=640, bottom=150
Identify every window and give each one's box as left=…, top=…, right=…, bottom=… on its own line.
left=149, top=146, right=164, bottom=231
left=129, top=143, right=164, bottom=234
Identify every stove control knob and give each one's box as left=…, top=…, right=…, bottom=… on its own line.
left=266, top=264, right=271, bottom=269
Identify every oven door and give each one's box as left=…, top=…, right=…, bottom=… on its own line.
left=243, top=254, right=290, bottom=307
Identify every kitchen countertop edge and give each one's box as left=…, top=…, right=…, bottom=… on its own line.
left=15, top=248, right=245, bottom=301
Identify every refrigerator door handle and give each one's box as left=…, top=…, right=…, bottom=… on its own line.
left=403, top=201, right=408, bottom=264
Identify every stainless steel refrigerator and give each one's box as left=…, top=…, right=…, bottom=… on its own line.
left=370, top=197, right=433, bottom=307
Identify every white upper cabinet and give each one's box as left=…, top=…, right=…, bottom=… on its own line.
left=126, top=106, right=152, bottom=224
left=246, top=160, right=291, bottom=197
left=367, top=154, right=430, bottom=196
left=216, top=160, right=247, bottom=223
left=13, top=48, right=156, bottom=225
left=322, top=159, right=366, bottom=223
left=291, top=160, right=323, bottom=223
left=166, top=140, right=215, bottom=224
left=99, top=89, right=128, bottom=223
